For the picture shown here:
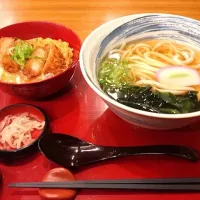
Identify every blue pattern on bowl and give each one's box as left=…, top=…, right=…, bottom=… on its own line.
left=96, top=14, right=200, bottom=67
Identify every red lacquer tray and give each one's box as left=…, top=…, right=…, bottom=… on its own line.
left=1, top=65, right=200, bottom=200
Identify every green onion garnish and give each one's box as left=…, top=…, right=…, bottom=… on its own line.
left=10, top=40, right=34, bottom=69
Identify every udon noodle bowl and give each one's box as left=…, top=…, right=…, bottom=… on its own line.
left=0, top=37, right=73, bottom=83
left=98, top=38, right=200, bottom=114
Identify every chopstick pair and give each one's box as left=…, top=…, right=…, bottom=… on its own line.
left=8, top=178, right=200, bottom=191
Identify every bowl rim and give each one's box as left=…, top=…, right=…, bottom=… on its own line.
left=80, top=13, right=200, bottom=119
left=0, top=103, right=49, bottom=153
left=0, top=20, right=82, bottom=86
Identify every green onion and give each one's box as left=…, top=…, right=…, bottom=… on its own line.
left=10, top=40, right=34, bottom=69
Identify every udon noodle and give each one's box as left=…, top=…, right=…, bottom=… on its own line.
left=98, top=39, right=200, bottom=114
left=108, top=39, right=200, bottom=96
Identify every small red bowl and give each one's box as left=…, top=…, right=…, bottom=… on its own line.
left=0, top=21, right=81, bottom=99
left=0, top=103, right=50, bottom=159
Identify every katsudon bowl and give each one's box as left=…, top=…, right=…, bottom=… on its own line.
left=0, top=21, right=81, bottom=99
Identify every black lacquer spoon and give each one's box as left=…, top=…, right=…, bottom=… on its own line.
left=38, top=133, right=199, bottom=168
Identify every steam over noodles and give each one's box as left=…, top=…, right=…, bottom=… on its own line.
left=98, top=39, right=200, bottom=114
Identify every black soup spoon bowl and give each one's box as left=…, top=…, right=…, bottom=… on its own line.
left=38, top=133, right=199, bottom=169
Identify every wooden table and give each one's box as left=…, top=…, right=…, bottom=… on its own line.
left=1, top=0, right=200, bottom=41
left=1, top=1, right=200, bottom=200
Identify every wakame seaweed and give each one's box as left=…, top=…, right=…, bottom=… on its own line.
left=98, top=59, right=200, bottom=114
left=106, top=86, right=200, bottom=114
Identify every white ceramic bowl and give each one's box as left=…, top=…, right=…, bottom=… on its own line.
left=80, top=13, right=200, bottom=130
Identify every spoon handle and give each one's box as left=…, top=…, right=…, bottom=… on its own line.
left=113, top=145, right=199, bottom=161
